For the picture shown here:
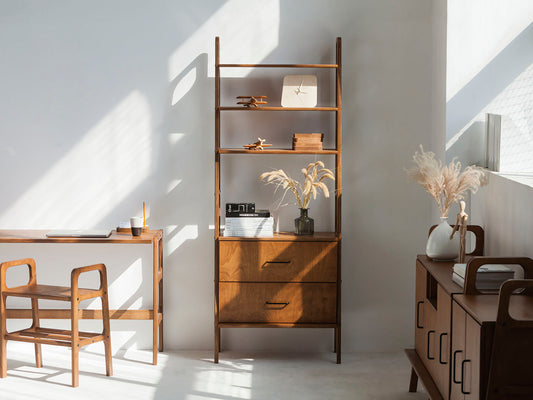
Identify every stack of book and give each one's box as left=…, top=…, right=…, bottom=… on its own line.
left=452, top=263, right=514, bottom=291
left=292, top=133, right=323, bottom=151
left=224, top=203, right=273, bottom=237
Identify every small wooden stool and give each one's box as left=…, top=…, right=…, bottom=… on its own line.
left=0, top=258, right=112, bottom=387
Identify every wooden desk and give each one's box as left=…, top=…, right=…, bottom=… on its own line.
left=0, top=229, right=164, bottom=365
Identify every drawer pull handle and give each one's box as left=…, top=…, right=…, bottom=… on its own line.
left=262, top=261, right=291, bottom=268
left=461, top=359, right=471, bottom=395
left=416, top=301, right=424, bottom=329
left=426, top=330, right=435, bottom=360
left=453, top=350, right=463, bottom=384
left=265, top=301, right=290, bottom=308
left=439, top=333, right=448, bottom=365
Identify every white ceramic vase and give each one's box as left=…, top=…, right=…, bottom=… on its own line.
left=426, top=217, right=460, bottom=261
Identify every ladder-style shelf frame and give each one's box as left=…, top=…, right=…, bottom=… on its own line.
left=214, top=36, right=342, bottom=364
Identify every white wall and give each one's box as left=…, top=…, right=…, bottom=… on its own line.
left=447, top=1, right=533, bottom=261
left=472, top=173, right=533, bottom=258
left=446, top=0, right=533, bottom=169
left=0, top=0, right=445, bottom=353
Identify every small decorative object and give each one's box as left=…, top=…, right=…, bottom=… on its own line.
left=281, top=75, right=317, bottom=108
left=407, top=146, right=485, bottom=261
left=236, top=96, right=267, bottom=108
left=295, top=207, right=314, bottom=235
left=292, top=133, right=324, bottom=151
left=243, top=137, right=272, bottom=151
left=450, top=200, right=468, bottom=263
left=259, top=161, right=335, bottom=235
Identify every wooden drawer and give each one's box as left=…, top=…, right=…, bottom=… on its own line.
left=219, top=241, right=337, bottom=282
left=219, top=282, right=336, bottom=323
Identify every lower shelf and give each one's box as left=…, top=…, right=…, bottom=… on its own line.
left=219, top=323, right=337, bottom=328
left=6, top=327, right=105, bottom=347
left=404, top=348, right=444, bottom=400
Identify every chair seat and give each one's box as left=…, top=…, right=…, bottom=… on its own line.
left=3, top=284, right=100, bottom=301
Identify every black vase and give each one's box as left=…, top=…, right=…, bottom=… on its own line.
left=294, top=208, right=314, bottom=235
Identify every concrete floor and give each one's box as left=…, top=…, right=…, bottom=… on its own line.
left=0, top=342, right=428, bottom=400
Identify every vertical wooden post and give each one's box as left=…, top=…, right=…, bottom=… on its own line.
left=152, top=237, right=159, bottom=365
left=0, top=293, right=7, bottom=378
left=335, top=36, right=342, bottom=365
left=214, top=36, right=221, bottom=364
left=100, top=267, right=113, bottom=377
left=71, top=287, right=80, bottom=387
left=31, top=298, right=42, bottom=368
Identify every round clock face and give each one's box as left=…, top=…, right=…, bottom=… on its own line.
left=281, top=75, right=317, bottom=107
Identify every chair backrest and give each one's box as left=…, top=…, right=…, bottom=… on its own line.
left=464, top=257, right=533, bottom=295
left=485, top=279, right=533, bottom=400
left=0, top=258, right=37, bottom=292
left=428, top=224, right=484, bottom=256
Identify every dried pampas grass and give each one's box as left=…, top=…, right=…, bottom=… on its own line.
left=260, top=161, right=335, bottom=209
left=407, top=146, right=486, bottom=217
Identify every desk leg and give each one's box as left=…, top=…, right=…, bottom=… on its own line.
left=152, top=238, right=160, bottom=365
left=158, top=237, right=164, bottom=352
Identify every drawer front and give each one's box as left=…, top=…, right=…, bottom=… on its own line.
left=219, top=282, right=336, bottom=323
left=219, top=241, right=337, bottom=282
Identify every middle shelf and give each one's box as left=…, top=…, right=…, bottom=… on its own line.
left=218, top=148, right=339, bottom=155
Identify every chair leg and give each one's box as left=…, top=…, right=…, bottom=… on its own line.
left=71, top=297, right=79, bottom=388
left=31, top=298, right=42, bottom=368
left=101, top=292, right=113, bottom=377
left=0, top=294, right=7, bottom=378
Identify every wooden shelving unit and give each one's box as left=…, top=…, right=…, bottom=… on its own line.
left=214, top=37, right=342, bottom=363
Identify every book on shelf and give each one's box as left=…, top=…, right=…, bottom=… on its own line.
left=226, top=209, right=270, bottom=218
left=293, top=133, right=324, bottom=139
left=453, top=263, right=514, bottom=280
left=452, top=268, right=514, bottom=292
left=224, top=216, right=274, bottom=237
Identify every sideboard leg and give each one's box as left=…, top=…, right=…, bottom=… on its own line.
left=335, top=326, right=341, bottom=364
left=214, top=326, right=220, bottom=363
left=408, top=367, right=418, bottom=392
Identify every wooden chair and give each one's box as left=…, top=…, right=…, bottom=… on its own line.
left=485, top=279, right=533, bottom=400
left=0, top=258, right=112, bottom=387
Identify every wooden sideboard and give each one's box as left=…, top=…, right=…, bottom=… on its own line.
left=406, top=254, right=533, bottom=400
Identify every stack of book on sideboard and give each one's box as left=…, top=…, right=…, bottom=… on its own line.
left=452, top=263, right=514, bottom=291
left=292, top=133, right=323, bottom=151
left=224, top=203, right=273, bottom=237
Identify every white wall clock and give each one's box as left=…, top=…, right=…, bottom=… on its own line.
left=281, top=75, right=317, bottom=108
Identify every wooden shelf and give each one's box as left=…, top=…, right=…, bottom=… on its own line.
left=219, top=63, right=338, bottom=69
left=218, top=231, right=341, bottom=242
left=219, top=323, right=338, bottom=328
left=214, top=36, right=343, bottom=365
left=219, top=106, right=338, bottom=111
left=218, top=148, right=338, bottom=155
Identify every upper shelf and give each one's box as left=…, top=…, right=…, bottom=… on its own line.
left=219, top=106, right=339, bottom=112
left=218, top=63, right=338, bottom=69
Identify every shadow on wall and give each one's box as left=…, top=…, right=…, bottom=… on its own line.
left=446, top=121, right=486, bottom=165
left=446, top=22, right=533, bottom=147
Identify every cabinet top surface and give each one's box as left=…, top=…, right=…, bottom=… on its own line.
left=218, top=231, right=340, bottom=242
left=416, top=255, right=463, bottom=295
left=454, top=294, right=533, bottom=325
